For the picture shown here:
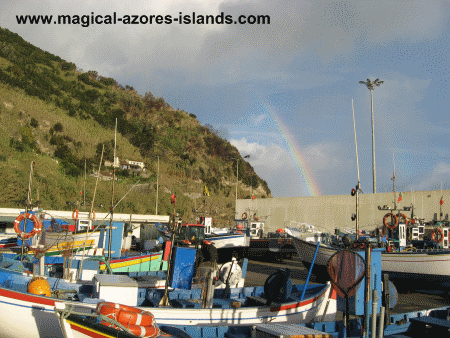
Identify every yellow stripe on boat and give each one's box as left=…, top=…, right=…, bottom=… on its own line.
left=66, top=319, right=116, bottom=338
left=99, top=255, right=160, bottom=270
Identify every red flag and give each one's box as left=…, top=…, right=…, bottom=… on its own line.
left=398, top=192, right=402, bottom=203
left=440, top=195, right=444, bottom=205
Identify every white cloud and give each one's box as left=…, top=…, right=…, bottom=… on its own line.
left=416, top=162, right=450, bottom=191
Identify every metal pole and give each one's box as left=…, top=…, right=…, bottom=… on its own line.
left=356, top=186, right=359, bottom=241
left=364, top=245, right=372, bottom=338
left=236, top=159, right=239, bottom=201
left=83, top=159, right=86, bottom=209
left=370, top=88, right=376, bottom=194
left=300, top=241, right=320, bottom=301
left=378, top=307, right=385, bottom=338
left=371, top=288, right=379, bottom=338
left=156, top=155, right=159, bottom=215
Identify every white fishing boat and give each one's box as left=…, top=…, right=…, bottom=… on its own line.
left=0, top=264, right=337, bottom=338
left=290, top=218, right=450, bottom=290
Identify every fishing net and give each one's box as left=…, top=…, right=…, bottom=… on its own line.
left=327, top=249, right=365, bottom=298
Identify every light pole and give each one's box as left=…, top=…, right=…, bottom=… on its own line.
left=359, top=78, right=384, bottom=194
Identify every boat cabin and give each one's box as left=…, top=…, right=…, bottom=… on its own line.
left=235, top=219, right=264, bottom=238
left=77, top=219, right=94, bottom=231
left=198, top=216, right=212, bottom=236
left=175, top=223, right=206, bottom=246
left=410, top=222, right=425, bottom=241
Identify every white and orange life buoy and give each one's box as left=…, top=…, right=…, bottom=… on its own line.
left=72, top=209, right=79, bottom=221
left=432, top=228, right=444, bottom=243
left=383, top=213, right=398, bottom=230
left=242, top=212, right=248, bottom=220
left=90, top=210, right=96, bottom=220
left=97, top=302, right=159, bottom=337
left=14, top=213, right=42, bottom=239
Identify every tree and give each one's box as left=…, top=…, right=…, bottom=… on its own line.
left=53, top=122, right=63, bottom=133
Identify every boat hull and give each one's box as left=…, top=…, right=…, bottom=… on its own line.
left=291, top=235, right=450, bottom=290
left=0, top=277, right=336, bottom=337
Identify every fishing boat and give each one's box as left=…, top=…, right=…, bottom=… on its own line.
left=0, top=258, right=337, bottom=338
left=11, top=209, right=168, bottom=275
left=290, top=210, right=450, bottom=291
left=53, top=243, right=450, bottom=338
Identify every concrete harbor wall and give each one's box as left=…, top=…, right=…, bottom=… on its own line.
left=236, top=189, right=450, bottom=233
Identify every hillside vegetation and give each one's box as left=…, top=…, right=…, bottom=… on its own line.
left=0, top=27, right=271, bottom=226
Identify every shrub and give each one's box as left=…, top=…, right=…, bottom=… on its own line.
left=53, top=122, right=63, bottom=133
left=30, top=118, right=39, bottom=128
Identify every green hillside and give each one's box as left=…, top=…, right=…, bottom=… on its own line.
left=0, top=27, right=271, bottom=226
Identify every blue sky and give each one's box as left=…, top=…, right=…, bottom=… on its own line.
left=2, top=1, right=450, bottom=197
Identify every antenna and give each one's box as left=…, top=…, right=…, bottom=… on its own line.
left=352, top=99, right=360, bottom=184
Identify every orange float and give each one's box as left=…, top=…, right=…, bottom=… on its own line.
left=27, top=277, right=51, bottom=297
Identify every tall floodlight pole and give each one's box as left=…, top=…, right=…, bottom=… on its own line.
left=359, top=78, right=384, bottom=194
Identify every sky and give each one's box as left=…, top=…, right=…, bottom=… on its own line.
left=2, top=0, right=450, bottom=198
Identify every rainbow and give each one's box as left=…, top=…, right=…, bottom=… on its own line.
left=262, top=101, right=321, bottom=196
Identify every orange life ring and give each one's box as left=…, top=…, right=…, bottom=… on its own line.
left=397, top=213, right=409, bottom=226
left=383, top=213, right=398, bottom=230
left=14, top=213, right=42, bottom=239
left=97, top=302, right=159, bottom=337
left=432, top=228, right=444, bottom=243
left=242, top=212, right=248, bottom=220
left=387, top=245, right=392, bottom=252
left=91, top=211, right=96, bottom=220
left=72, top=209, right=79, bottom=221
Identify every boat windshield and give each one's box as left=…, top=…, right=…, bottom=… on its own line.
left=178, top=225, right=205, bottom=242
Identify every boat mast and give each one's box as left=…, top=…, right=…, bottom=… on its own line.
left=108, top=118, right=118, bottom=263
left=392, top=151, right=397, bottom=211
left=352, top=99, right=363, bottom=240
left=77, top=145, right=104, bottom=279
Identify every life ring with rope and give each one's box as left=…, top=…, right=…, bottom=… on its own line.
left=383, top=213, right=398, bottom=230
left=14, top=213, right=42, bottom=239
left=242, top=212, right=248, bottom=220
left=432, top=228, right=444, bottom=243
left=72, top=209, right=79, bottom=221
left=397, top=213, right=409, bottom=226
left=97, top=302, right=160, bottom=338
left=90, top=211, right=96, bottom=220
